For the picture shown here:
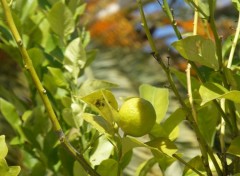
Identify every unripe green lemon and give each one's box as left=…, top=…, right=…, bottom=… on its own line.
left=118, top=97, right=156, bottom=137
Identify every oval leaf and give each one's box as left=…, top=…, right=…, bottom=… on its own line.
left=199, top=82, right=240, bottom=105
left=172, top=35, right=219, bottom=69
left=139, top=84, right=169, bottom=123
left=81, top=90, right=119, bottom=124
left=48, top=1, right=74, bottom=38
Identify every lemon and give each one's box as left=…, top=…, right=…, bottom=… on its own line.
left=118, top=97, right=156, bottom=137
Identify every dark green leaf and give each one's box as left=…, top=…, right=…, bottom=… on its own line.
left=227, top=136, right=240, bottom=157
left=197, top=103, right=219, bottom=145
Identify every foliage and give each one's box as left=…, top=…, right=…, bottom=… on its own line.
left=0, top=0, right=240, bottom=176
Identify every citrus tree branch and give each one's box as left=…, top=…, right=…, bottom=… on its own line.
left=0, top=0, right=99, bottom=175
left=138, top=1, right=223, bottom=175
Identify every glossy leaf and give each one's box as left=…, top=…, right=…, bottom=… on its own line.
left=172, top=35, right=218, bottom=69
left=227, top=136, right=240, bottom=157
left=96, top=159, right=119, bottom=176
left=48, top=1, right=74, bottom=38
left=139, top=84, right=169, bottom=123
left=199, top=82, right=240, bottom=105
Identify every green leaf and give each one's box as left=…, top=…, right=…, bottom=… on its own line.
left=28, top=48, right=46, bottom=77
left=135, top=158, right=158, bottom=176
left=81, top=113, right=115, bottom=135
left=145, top=137, right=178, bottom=156
left=0, top=99, right=25, bottom=142
left=5, top=166, right=21, bottom=176
left=227, top=136, right=240, bottom=157
left=81, top=90, right=119, bottom=124
left=197, top=103, right=219, bottom=146
left=150, top=108, right=185, bottom=140
left=232, top=0, right=240, bottom=11
left=96, top=159, right=119, bottom=176
left=64, top=38, right=86, bottom=81
left=62, top=106, right=82, bottom=128
left=172, top=35, right=218, bottom=69
left=68, top=1, right=86, bottom=20
left=170, top=68, right=201, bottom=90
left=47, top=67, right=68, bottom=88
left=0, top=159, right=9, bottom=175
left=0, top=136, right=8, bottom=159
left=183, top=156, right=205, bottom=176
left=73, top=161, right=88, bottom=176
left=48, top=1, right=74, bottom=38
left=79, top=79, right=118, bottom=97
left=0, top=98, right=21, bottom=128
left=0, top=136, right=21, bottom=176
left=139, top=84, right=169, bottom=123
left=121, top=136, right=177, bottom=158
left=119, top=150, right=133, bottom=169
left=90, top=136, right=114, bottom=167
left=199, top=82, right=240, bottom=105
